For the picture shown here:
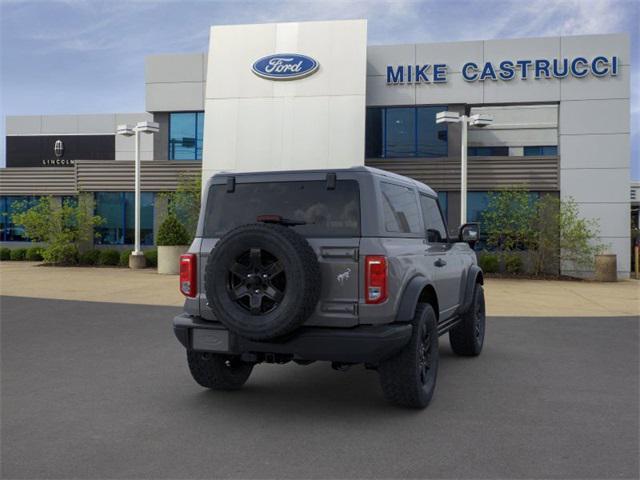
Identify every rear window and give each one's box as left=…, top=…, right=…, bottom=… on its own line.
left=204, top=180, right=360, bottom=237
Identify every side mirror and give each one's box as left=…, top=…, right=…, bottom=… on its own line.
left=459, top=223, right=480, bottom=247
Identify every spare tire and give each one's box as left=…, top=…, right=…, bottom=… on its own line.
left=205, top=223, right=321, bottom=341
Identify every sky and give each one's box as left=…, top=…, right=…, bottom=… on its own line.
left=1, top=0, right=638, bottom=177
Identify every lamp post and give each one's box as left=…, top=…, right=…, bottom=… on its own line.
left=116, top=121, right=159, bottom=268
left=436, top=111, right=492, bottom=224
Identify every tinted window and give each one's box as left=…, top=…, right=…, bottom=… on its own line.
left=169, top=112, right=204, bottom=160
left=524, top=145, right=558, bottom=156
left=385, top=108, right=415, bottom=157
left=95, top=192, right=154, bottom=245
left=420, top=195, right=447, bottom=243
left=468, top=146, right=509, bottom=156
left=417, top=107, right=448, bottom=157
left=204, top=180, right=360, bottom=238
left=380, top=182, right=422, bottom=234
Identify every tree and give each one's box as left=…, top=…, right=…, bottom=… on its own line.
left=161, top=174, right=201, bottom=240
left=481, top=187, right=536, bottom=252
left=11, top=196, right=103, bottom=265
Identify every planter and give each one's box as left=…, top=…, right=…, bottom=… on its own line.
left=157, top=245, right=188, bottom=275
left=594, top=254, right=617, bottom=282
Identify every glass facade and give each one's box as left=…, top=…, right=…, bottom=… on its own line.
left=94, top=192, right=154, bottom=245
left=0, top=196, right=40, bottom=241
left=524, top=145, right=558, bottom=156
left=168, top=112, right=204, bottom=160
left=366, top=106, right=448, bottom=158
left=468, top=146, right=509, bottom=156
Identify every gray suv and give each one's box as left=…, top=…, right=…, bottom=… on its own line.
left=173, top=166, right=485, bottom=408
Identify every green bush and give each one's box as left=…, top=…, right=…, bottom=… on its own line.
left=144, top=249, right=158, bottom=268
left=157, top=214, right=190, bottom=246
left=0, top=248, right=10, bottom=261
left=504, top=253, right=523, bottom=275
left=26, top=246, right=43, bottom=261
left=79, top=249, right=101, bottom=265
left=10, top=248, right=27, bottom=261
left=478, top=252, right=499, bottom=273
left=98, top=249, right=120, bottom=266
left=42, top=244, right=79, bottom=265
left=119, top=250, right=133, bottom=267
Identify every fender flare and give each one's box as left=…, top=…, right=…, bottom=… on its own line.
left=458, top=265, right=484, bottom=315
left=396, top=276, right=432, bottom=322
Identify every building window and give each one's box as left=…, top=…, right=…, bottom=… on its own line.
left=366, top=106, right=448, bottom=158
left=468, top=146, right=509, bottom=156
left=94, top=192, right=154, bottom=245
left=0, top=196, right=40, bottom=242
left=523, top=146, right=558, bottom=156
left=168, top=112, right=204, bottom=160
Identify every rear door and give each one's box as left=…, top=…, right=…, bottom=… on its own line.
left=419, top=194, right=462, bottom=319
left=199, top=178, right=361, bottom=327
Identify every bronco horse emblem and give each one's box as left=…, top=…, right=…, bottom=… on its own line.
left=336, top=268, right=351, bottom=285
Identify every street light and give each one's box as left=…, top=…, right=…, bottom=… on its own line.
left=116, top=121, right=159, bottom=268
left=436, top=111, right=493, bottom=224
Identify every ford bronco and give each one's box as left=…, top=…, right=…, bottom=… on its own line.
left=173, top=166, right=485, bottom=408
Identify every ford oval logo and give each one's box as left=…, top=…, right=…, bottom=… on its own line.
left=252, top=53, right=319, bottom=80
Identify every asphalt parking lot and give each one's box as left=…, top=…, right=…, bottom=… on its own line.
left=1, top=296, right=638, bottom=479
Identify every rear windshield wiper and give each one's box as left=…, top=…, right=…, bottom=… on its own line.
left=256, top=215, right=307, bottom=227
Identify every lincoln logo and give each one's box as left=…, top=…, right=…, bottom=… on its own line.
left=252, top=53, right=319, bottom=80
left=54, top=139, right=64, bottom=159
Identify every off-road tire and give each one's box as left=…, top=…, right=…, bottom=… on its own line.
left=378, top=303, right=439, bottom=409
left=449, top=283, right=485, bottom=356
left=205, top=223, right=321, bottom=341
left=187, top=350, right=253, bottom=390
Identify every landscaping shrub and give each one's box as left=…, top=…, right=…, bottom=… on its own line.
left=504, top=253, right=523, bottom=275
left=42, top=244, right=79, bottom=265
left=144, top=249, right=158, bottom=268
left=10, top=248, right=27, bottom=261
left=98, top=249, right=120, bottom=266
left=26, top=246, right=43, bottom=261
left=157, top=214, right=190, bottom=246
left=79, top=249, right=101, bottom=266
left=119, top=250, right=133, bottom=267
left=0, top=248, right=10, bottom=261
left=478, top=252, right=499, bottom=273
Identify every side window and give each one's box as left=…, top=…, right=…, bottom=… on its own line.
left=420, top=195, right=448, bottom=243
left=380, top=182, right=422, bottom=234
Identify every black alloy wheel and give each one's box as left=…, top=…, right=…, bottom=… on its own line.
left=228, top=248, right=286, bottom=315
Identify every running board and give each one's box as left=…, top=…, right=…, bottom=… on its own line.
left=437, top=315, right=462, bottom=336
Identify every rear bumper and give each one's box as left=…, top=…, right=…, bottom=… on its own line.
left=173, top=313, right=412, bottom=364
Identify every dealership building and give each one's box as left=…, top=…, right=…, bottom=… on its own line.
left=0, top=20, right=632, bottom=277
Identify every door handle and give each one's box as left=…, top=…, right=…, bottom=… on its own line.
left=434, top=258, right=447, bottom=267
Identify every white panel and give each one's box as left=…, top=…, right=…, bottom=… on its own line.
left=415, top=72, right=483, bottom=104
left=366, top=44, right=415, bottom=77
left=415, top=40, right=484, bottom=73
left=560, top=168, right=629, bottom=203
left=146, top=82, right=205, bottom=112
left=77, top=115, right=116, bottom=134
left=328, top=96, right=366, bottom=168
left=41, top=115, right=78, bottom=134
left=145, top=54, right=205, bottom=83
left=470, top=105, right=558, bottom=127
left=576, top=203, right=629, bottom=237
left=561, top=33, right=630, bottom=65
left=115, top=112, right=153, bottom=124
left=366, top=75, right=415, bottom=106
left=560, top=133, right=629, bottom=169
left=484, top=36, right=561, bottom=64
left=560, top=99, right=629, bottom=135
left=483, top=77, right=561, bottom=103
left=203, top=20, right=367, bottom=176
left=560, top=65, right=630, bottom=100
left=6, top=116, right=42, bottom=134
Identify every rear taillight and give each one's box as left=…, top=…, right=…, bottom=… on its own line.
left=179, top=254, right=197, bottom=297
left=365, top=255, right=387, bottom=304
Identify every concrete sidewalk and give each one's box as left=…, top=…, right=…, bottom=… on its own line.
left=0, top=261, right=638, bottom=317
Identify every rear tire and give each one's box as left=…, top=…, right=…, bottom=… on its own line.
left=187, top=351, right=253, bottom=390
left=449, top=284, right=485, bottom=356
left=378, top=303, right=439, bottom=409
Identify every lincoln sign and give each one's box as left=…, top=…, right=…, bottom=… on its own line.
left=386, top=55, right=621, bottom=84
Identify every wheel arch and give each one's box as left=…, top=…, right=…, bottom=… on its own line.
left=458, top=265, right=483, bottom=315
left=396, top=276, right=440, bottom=322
